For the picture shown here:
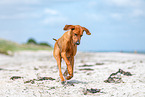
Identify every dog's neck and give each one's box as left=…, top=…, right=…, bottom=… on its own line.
left=64, top=30, right=71, bottom=40
left=65, top=30, right=75, bottom=46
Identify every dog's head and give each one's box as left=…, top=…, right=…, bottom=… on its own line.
left=63, top=25, right=91, bottom=45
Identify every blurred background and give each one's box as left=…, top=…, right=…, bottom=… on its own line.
left=0, top=0, right=145, bottom=53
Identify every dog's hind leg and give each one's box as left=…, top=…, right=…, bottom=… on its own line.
left=56, top=57, right=66, bottom=82
left=53, top=44, right=65, bottom=82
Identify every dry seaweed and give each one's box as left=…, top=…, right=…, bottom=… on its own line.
left=79, top=64, right=94, bottom=67
left=104, top=69, right=132, bottom=83
left=10, top=76, right=23, bottom=80
left=37, top=77, right=55, bottom=81
left=83, top=88, right=101, bottom=95
left=24, top=77, right=55, bottom=84
left=0, top=68, right=5, bottom=70
left=95, top=63, right=104, bottom=65
left=118, top=69, right=132, bottom=76
left=79, top=68, right=94, bottom=71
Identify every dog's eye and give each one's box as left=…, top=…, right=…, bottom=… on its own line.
left=72, top=28, right=75, bottom=30
left=74, top=34, right=77, bottom=36
left=80, top=35, right=83, bottom=37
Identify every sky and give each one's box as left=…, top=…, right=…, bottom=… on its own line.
left=0, top=0, right=145, bottom=52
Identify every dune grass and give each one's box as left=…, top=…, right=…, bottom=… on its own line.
left=0, top=39, right=53, bottom=55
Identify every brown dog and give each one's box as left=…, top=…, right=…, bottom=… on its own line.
left=53, top=25, right=91, bottom=84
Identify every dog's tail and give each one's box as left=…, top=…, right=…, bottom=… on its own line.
left=53, top=38, right=57, bottom=41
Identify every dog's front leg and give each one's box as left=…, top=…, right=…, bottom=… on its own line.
left=65, top=56, right=74, bottom=80
left=63, top=56, right=74, bottom=79
left=61, top=52, right=73, bottom=79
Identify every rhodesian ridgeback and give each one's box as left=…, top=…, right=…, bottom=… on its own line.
left=53, top=25, right=91, bottom=84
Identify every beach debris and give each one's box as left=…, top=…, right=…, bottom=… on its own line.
left=0, top=68, right=5, bottom=70
left=104, top=75, right=123, bottom=83
left=37, top=77, right=55, bottom=81
left=34, top=67, right=39, bottom=70
left=48, top=86, right=55, bottom=90
left=83, top=88, right=101, bottom=95
left=118, top=69, right=132, bottom=76
left=104, top=69, right=132, bottom=83
left=10, top=76, right=23, bottom=80
left=87, top=88, right=101, bottom=93
left=79, top=64, right=94, bottom=67
left=79, top=62, right=104, bottom=67
left=79, top=63, right=104, bottom=71
left=24, top=80, right=35, bottom=84
left=140, top=60, right=143, bottom=63
left=79, top=68, right=94, bottom=71
left=24, top=77, right=55, bottom=84
left=95, top=63, right=104, bottom=65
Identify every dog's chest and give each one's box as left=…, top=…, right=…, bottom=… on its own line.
left=66, top=45, right=77, bottom=57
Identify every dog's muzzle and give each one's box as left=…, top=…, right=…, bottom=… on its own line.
left=75, top=40, right=80, bottom=45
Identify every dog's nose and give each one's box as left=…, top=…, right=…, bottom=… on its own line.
left=76, top=40, right=80, bottom=45
left=76, top=42, right=80, bottom=45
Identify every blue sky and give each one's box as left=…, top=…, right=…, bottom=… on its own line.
left=0, top=0, right=145, bottom=52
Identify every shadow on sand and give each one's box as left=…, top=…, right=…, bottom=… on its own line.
left=63, top=80, right=88, bottom=86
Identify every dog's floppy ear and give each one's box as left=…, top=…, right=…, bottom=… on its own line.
left=63, top=25, right=75, bottom=30
left=82, top=27, right=91, bottom=35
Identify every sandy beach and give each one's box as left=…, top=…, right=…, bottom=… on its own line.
left=0, top=51, right=145, bottom=97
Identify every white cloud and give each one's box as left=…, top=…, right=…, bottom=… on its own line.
left=107, top=0, right=142, bottom=7
left=44, top=8, right=59, bottom=15
left=0, top=0, right=39, bottom=5
left=84, top=13, right=105, bottom=22
left=42, top=8, right=68, bottom=25
left=110, top=13, right=123, bottom=20
left=132, top=9, right=145, bottom=17
left=0, top=13, right=41, bottom=19
left=103, top=0, right=145, bottom=20
left=42, top=16, right=68, bottom=25
left=88, top=1, right=98, bottom=7
left=109, top=0, right=131, bottom=6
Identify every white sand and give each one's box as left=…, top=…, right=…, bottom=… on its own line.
left=0, top=51, right=145, bottom=97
